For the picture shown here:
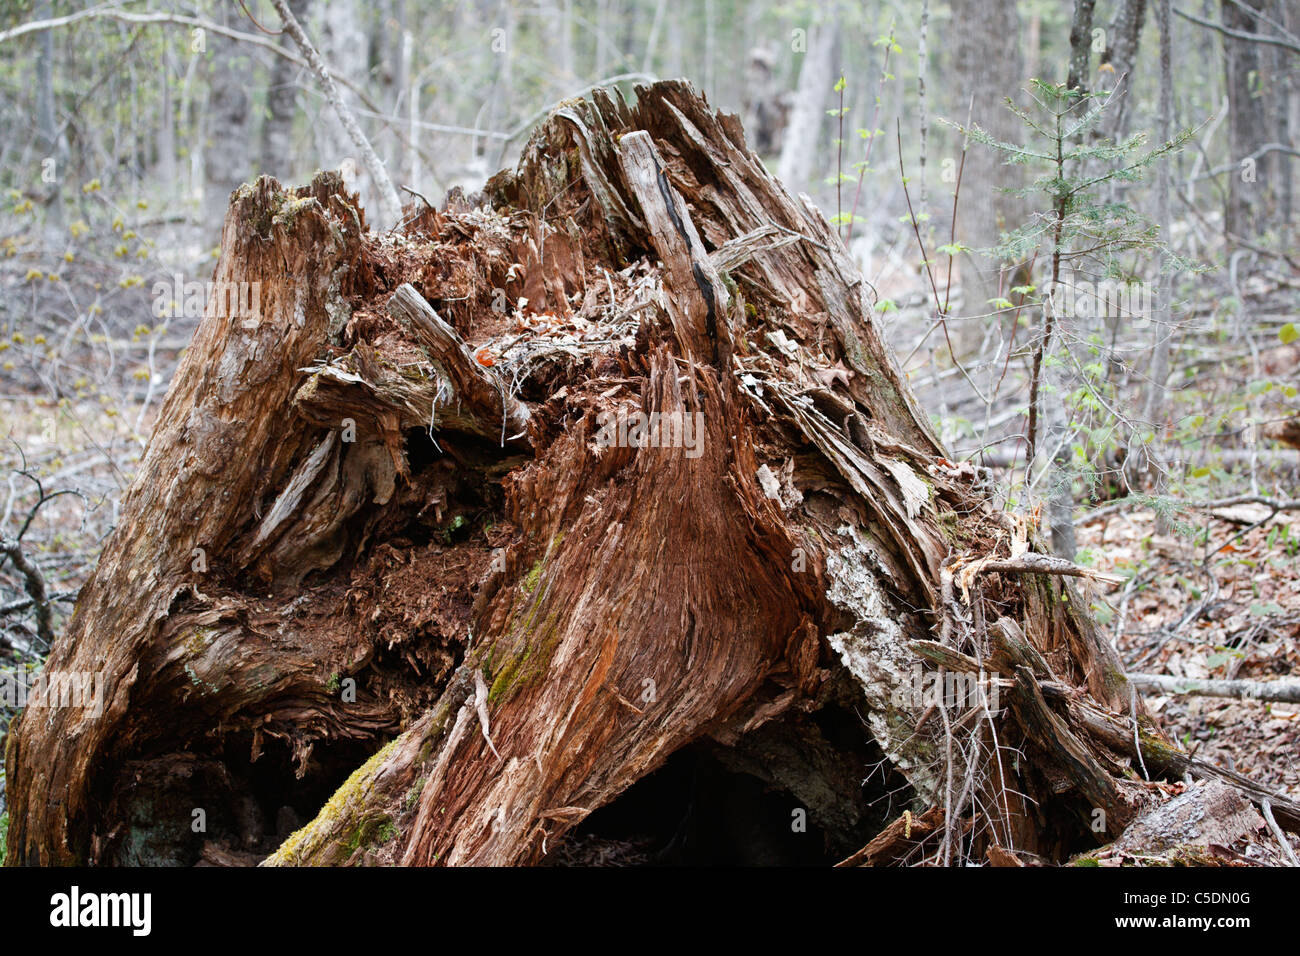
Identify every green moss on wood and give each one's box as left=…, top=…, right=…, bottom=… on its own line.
left=266, top=737, right=397, bottom=866
left=272, top=196, right=320, bottom=230
left=521, top=556, right=544, bottom=595
left=483, top=555, right=564, bottom=707
left=404, top=779, right=425, bottom=811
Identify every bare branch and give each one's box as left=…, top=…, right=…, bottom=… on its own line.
left=1174, top=6, right=1300, bottom=54
left=982, top=553, right=1125, bottom=584
left=0, top=536, right=55, bottom=648
left=267, top=0, right=401, bottom=226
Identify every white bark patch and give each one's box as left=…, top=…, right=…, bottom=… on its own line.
left=756, top=463, right=781, bottom=501
left=824, top=523, right=940, bottom=800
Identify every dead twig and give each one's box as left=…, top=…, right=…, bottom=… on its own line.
left=0, top=536, right=54, bottom=649
left=980, top=552, right=1124, bottom=584
left=1261, top=800, right=1300, bottom=867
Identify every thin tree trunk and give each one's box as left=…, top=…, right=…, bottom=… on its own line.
left=158, top=45, right=177, bottom=199
left=704, top=0, right=715, bottom=101
left=663, top=5, right=683, bottom=78
left=202, top=12, right=252, bottom=229
left=1067, top=0, right=1098, bottom=92
left=1098, top=0, right=1148, bottom=145
left=260, top=0, right=309, bottom=178
left=479, top=0, right=514, bottom=172
left=35, top=0, right=63, bottom=249
left=1026, top=8, right=1041, bottom=82
left=642, top=0, right=665, bottom=74
left=1268, top=0, right=1293, bottom=241
left=1221, top=0, right=1272, bottom=240
left=1135, top=0, right=1176, bottom=509
left=948, top=0, right=1026, bottom=349
left=777, top=13, right=837, bottom=191
left=918, top=0, right=930, bottom=222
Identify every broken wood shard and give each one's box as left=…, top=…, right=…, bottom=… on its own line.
left=386, top=282, right=532, bottom=446
left=618, top=130, right=731, bottom=363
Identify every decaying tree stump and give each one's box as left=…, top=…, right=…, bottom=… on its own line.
left=7, top=82, right=1298, bottom=867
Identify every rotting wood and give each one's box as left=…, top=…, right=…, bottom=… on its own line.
left=4, top=81, right=1235, bottom=868
left=386, top=282, right=533, bottom=447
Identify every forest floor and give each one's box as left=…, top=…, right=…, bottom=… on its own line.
left=1081, top=506, right=1300, bottom=802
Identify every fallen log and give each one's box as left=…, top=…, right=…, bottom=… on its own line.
left=1129, top=672, right=1300, bottom=704
left=4, top=81, right=1231, bottom=867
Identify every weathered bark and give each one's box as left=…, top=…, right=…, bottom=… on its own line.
left=7, top=82, right=1294, bottom=868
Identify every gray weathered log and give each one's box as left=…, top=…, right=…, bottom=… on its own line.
left=1129, top=672, right=1300, bottom=704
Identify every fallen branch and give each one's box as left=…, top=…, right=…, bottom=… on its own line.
left=1129, top=672, right=1300, bottom=704
left=268, top=0, right=402, bottom=226
left=0, top=536, right=54, bottom=648
left=978, top=447, right=1300, bottom=472
left=981, top=553, right=1124, bottom=585
left=1261, top=800, right=1300, bottom=867
left=1071, top=699, right=1300, bottom=833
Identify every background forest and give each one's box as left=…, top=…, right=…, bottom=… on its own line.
left=0, top=0, right=1296, bottom=861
